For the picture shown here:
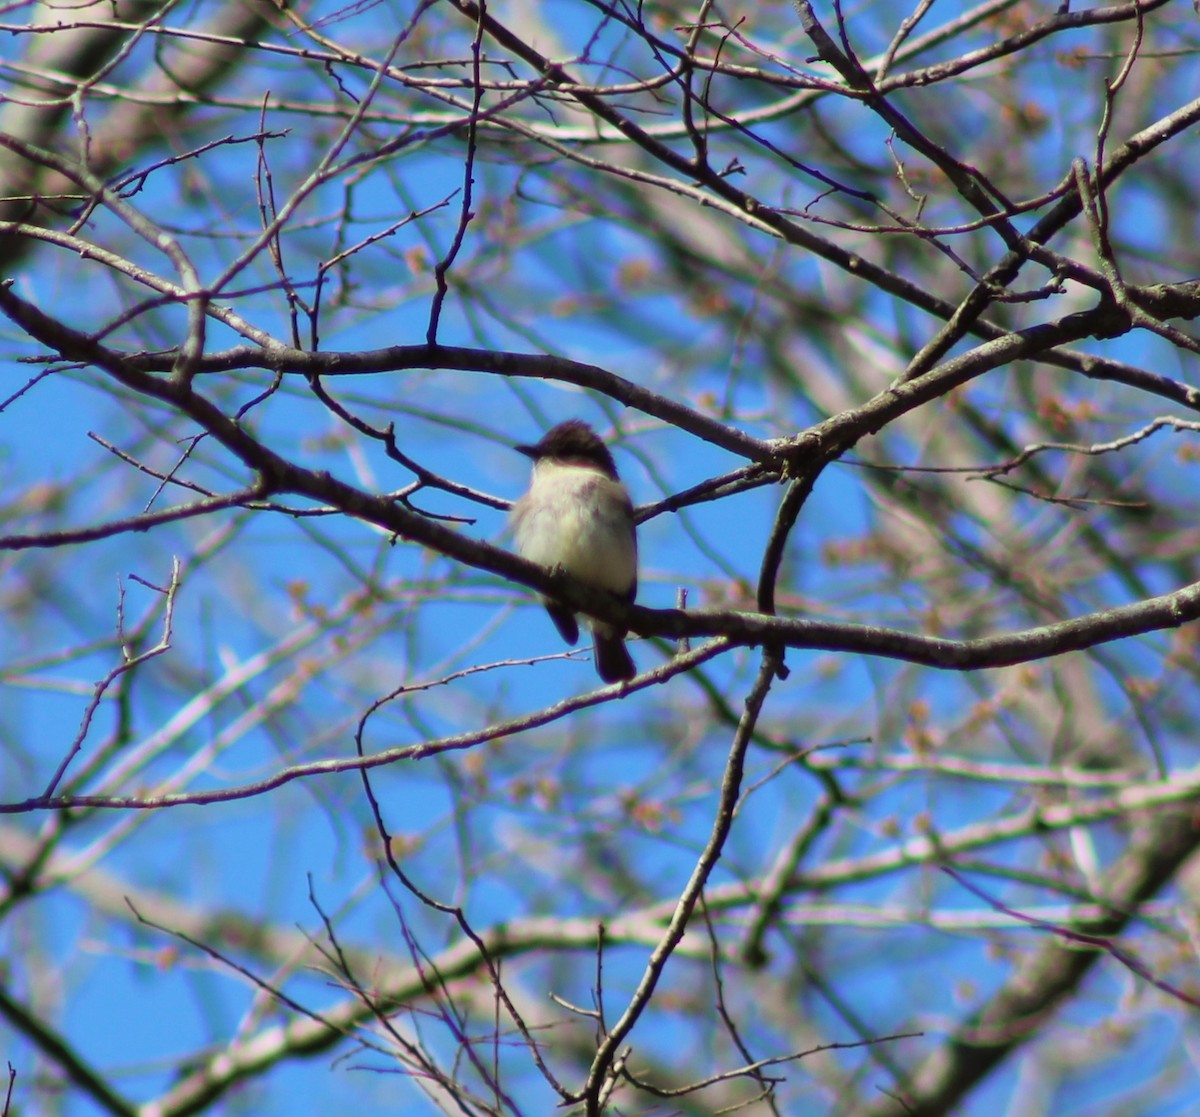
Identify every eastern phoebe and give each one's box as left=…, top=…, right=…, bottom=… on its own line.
left=510, top=420, right=638, bottom=683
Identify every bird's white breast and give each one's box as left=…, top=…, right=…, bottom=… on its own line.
left=511, top=461, right=636, bottom=595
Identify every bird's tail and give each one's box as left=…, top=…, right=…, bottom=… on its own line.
left=593, top=627, right=634, bottom=683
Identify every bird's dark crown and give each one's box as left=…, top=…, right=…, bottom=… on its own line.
left=516, top=420, right=619, bottom=478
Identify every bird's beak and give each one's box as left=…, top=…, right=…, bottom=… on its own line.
left=515, top=443, right=537, bottom=459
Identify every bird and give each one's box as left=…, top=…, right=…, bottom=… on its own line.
left=509, top=419, right=638, bottom=683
